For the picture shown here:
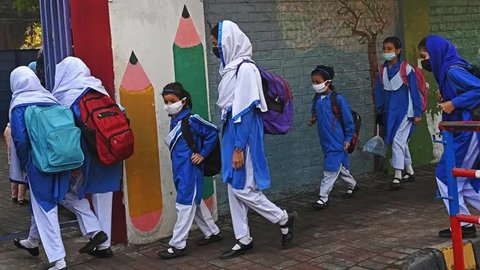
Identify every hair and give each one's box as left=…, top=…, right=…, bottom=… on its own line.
left=383, top=36, right=402, bottom=58
left=311, top=65, right=335, bottom=90
left=418, top=37, right=427, bottom=50
left=162, top=82, right=193, bottom=109
left=211, top=23, right=219, bottom=40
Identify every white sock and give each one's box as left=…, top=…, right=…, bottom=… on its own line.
left=281, top=228, right=289, bottom=234
left=97, top=246, right=109, bottom=251
left=394, top=170, right=402, bottom=179
left=48, top=259, right=66, bottom=270
left=406, top=165, right=414, bottom=175
left=20, top=238, right=38, bottom=248
left=233, top=236, right=252, bottom=250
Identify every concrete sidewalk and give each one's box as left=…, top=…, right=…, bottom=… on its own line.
left=0, top=164, right=461, bottom=270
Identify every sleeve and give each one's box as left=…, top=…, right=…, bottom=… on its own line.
left=449, top=68, right=480, bottom=110
left=234, top=109, right=255, bottom=151
left=189, top=115, right=219, bottom=158
left=407, top=67, right=423, bottom=117
left=338, top=95, right=355, bottom=143
left=374, top=74, right=385, bottom=114
left=10, top=107, right=29, bottom=171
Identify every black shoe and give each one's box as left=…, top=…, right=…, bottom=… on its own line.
left=342, top=184, right=360, bottom=198
left=281, top=211, right=295, bottom=248
left=438, top=225, right=477, bottom=238
left=11, top=197, right=18, bottom=203
left=220, top=241, right=253, bottom=259
left=402, top=173, right=416, bottom=183
left=79, top=231, right=108, bottom=254
left=157, top=246, right=187, bottom=259
left=13, top=238, right=39, bottom=256
left=196, top=232, right=223, bottom=246
left=391, top=178, right=402, bottom=190
left=312, top=199, right=328, bottom=210
left=88, top=247, right=113, bottom=258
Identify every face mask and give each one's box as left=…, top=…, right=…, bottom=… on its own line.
left=382, top=52, right=396, bottom=61
left=312, top=80, right=330, bottom=94
left=164, top=98, right=185, bottom=116
left=212, top=47, right=220, bottom=58
left=421, top=59, right=432, bottom=72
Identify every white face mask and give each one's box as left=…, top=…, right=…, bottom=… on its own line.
left=382, top=52, right=396, bottom=61
left=164, top=98, right=185, bottom=116
left=312, top=80, right=331, bottom=94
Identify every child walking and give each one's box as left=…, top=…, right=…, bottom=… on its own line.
left=158, top=82, right=222, bottom=259
left=4, top=123, right=27, bottom=205
left=308, top=65, right=358, bottom=210
left=375, top=37, right=422, bottom=189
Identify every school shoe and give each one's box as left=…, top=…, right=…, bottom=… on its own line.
left=157, top=246, right=187, bottom=259
left=13, top=238, right=39, bottom=256
left=88, top=247, right=114, bottom=258
left=79, top=231, right=108, bottom=254
left=312, top=199, right=328, bottom=210
left=220, top=241, right=254, bottom=259
left=280, top=211, right=296, bottom=248
left=342, top=184, right=360, bottom=198
left=391, top=178, right=402, bottom=190
left=196, top=232, right=223, bottom=246
left=438, top=225, right=477, bottom=238
left=402, top=173, right=416, bottom=183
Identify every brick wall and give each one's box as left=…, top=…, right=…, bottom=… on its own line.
left=204, top=0, right=401, bottom=213
left=429, top=0, right=480, bottom=64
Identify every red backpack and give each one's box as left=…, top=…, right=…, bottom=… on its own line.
left=78, top=91, right=134, bottom=165
left=378, top=61, right=428, bottom=112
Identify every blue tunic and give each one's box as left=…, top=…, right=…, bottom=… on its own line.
left=11, top=105, right=71, bottom=212
left=312, top=92, right=354, bottom=172
left=70, top=96, right=122, bottom=198
left=375, top=61, right=423, bottom=145
left=222, top=107, right=270, bottom=190
left=435, top=67, right=480, bottom=190
left=166, top=109, right=218, bottom=205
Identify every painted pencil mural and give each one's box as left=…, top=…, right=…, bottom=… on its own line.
left=119, top=52, right=163, bottom=233
left=173, top=5, right=215, bottom=208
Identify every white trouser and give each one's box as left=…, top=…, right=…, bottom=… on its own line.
left=319, top=165, right=357, bottom=203
left=29, top=184, right=65, bottom=263
left=437, top=133, right=480, bottom=226
left=169, top=199, right=220, bottom=249
left=391, top=115, right=413, bottom=170
left=227, top=147, right=288, bottom=240
left=91, top=192, right=113, bottom=249
left=60, top=192, right=102, bottom=238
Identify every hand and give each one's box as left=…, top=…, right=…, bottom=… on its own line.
left=308, top=116, right=317, bottom=126
left=232, top=149, right=244, bottom=169
left=413, top=117, right=422, bottom=124
left=343, top=141, right=350, bottom=151
left=440, top=101, right=455, bottom=114
left=191, top=153, right=205, bottom=165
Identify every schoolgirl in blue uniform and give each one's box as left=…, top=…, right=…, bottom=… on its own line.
left=419, top=35, right=480, bottom=238
left=308, top=65, right=358, bottom=210
left=375, top=37, right=423, bottom=189
left=158, top=82, right=222, bottom=259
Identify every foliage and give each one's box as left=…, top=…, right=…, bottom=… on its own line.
left=21, top=22, right=42, bottom=49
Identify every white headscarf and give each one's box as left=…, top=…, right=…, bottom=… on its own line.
left=9, top=66, right=58, bottom=118
left=216, top=20, right=267, bottom=122
left=52, top=56, right=109, bottom=107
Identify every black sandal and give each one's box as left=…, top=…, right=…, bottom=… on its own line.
left=157, top=246, right=187, bottom=260
left=312, top=199, right=328, bottom=210
left=391, top=178, right=402, bottom=190
left=402, top=173, right=416, bottom=183
left=342, top=184, right=360, bottom=198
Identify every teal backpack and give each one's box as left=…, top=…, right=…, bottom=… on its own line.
left=24, top=105, right=84, bottom=173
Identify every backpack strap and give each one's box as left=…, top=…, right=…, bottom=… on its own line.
left=180, top=113, right=198, bottom=153
left=330, top=91, right=346, bottom=134
left=399, top=61, right=409, bottom=86
left=235, top=59, right=254, bottom=77
left=378, top=65, right=384, bottom=83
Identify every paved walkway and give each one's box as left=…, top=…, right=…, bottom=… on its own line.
left=0, top=152, right=459, bottom=270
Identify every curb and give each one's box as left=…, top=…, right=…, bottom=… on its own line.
left=393, top=239, right=480, bottom=270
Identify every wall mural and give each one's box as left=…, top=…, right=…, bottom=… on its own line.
left=173, top=5, right=216, bottom=209
left=120, top=52, right=163, bottom=233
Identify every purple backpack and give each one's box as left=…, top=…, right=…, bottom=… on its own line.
left=236, top=60, right=294, bottom=135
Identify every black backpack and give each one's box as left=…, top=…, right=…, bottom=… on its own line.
left=181, top=114, right=221, bottom=177
left=330, top=91, right=361, bottom=154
